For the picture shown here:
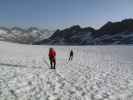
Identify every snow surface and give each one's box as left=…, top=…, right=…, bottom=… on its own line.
left=0, top=30, right=8, bottom=35
left=0, top=41, right=133, bottom=100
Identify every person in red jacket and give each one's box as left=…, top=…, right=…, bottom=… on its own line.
left=49, top=48, right=56, bottom=69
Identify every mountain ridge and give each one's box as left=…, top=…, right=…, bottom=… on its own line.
left=35, top=18, right=133, bottom=45
left=0, top=27, right=54, bottom=44
left=0, top=18, right=133, bottom=45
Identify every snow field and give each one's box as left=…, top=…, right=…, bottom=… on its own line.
left=0, top=41, right=133, bottom=100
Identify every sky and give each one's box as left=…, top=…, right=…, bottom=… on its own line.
left=0, top=0, right=133, bottom=30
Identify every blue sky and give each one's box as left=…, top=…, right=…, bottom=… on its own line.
left=0, top=0, right=133, bottom=29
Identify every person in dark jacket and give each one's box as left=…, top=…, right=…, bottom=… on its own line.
left=49, top=48, right=56, bottom=69
left=69, top=49, right=73, bottom=61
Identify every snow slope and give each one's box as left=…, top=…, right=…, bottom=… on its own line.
left=0, top=41, right=133, bottom=100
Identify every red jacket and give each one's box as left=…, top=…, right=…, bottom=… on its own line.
left=49, top=49, right=56, bottom=58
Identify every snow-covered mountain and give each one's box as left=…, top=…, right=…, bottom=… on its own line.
left=35, top=19, right=133, bottom=45
left=92, top=19, right=133, bottom=45
left=0, top=19, right=133, bottom=45
left=35, top=25, right=95, bottom=45
left=0, top=27, right=54, bottom=44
